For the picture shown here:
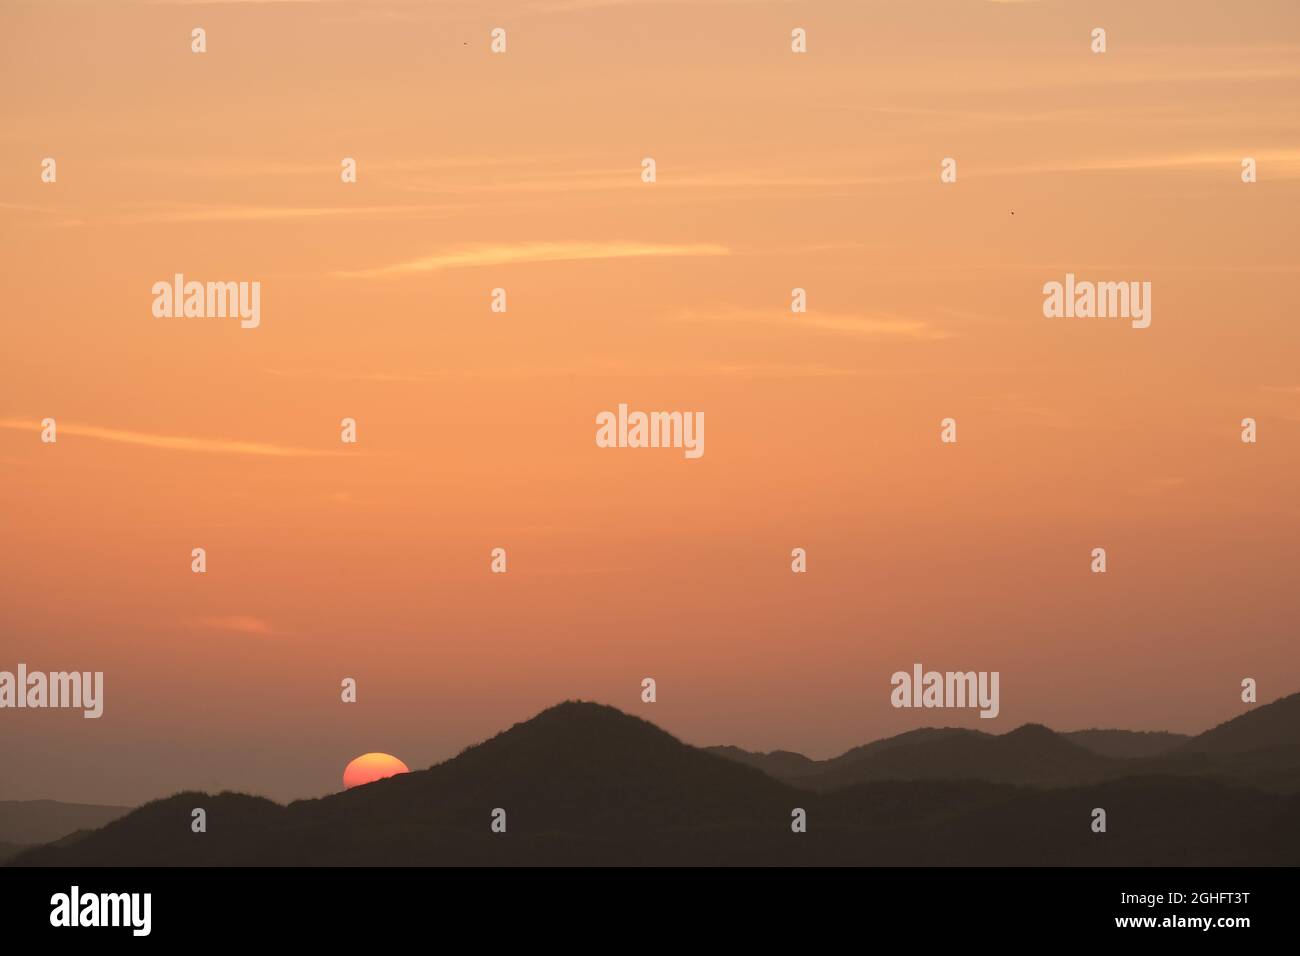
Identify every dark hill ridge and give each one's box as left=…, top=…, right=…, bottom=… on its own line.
left=1183, top=691, right=1300, bottom=755
left=0, top=799, right=130, bottom=847
left=706, top=746, right=821, bottom=780
left=306, top=701, right=795, bottom=834
left=708, top=693, right=1300, bottom=792
left=709, top=724, right=1116, bottom=790
left=1063, top=729, right=1189, bottom=760
left=829, top=723, right=1114, bottom=789
left=14, top=701, right=804, bottom=866
left=833, top=726, right=975, bottom=760
left=10, top=696, right=1300, bottom=866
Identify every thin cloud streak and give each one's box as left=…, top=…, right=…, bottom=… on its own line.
left=1044, top=150, right=1300, bottom=176
left=263, top=362, right=886, bottom=382
left=110, top=153, right=596, bottom=179
left=0, top=419, right=340, bottom=458
left=144, top=1, right=328, bottom=5
left=192, top=616, right=277, bottom=636
left=677, top=309, right=954, bottom=341
left=526, top=0, right=795, bottom=10
left=65, top=150, right=1299, bottom=233
left=335, top=241, right=730, bottom=278
left=107, top=202, right=473, bottom=225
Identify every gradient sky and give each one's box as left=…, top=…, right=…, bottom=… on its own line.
left=2, top=0, right=1299, bottom=805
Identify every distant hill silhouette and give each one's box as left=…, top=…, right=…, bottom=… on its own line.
left=1064, top=729, right=1189, bottom=759
left=709, top=694, right=1300, bottom=794
left=712, top=725, right=1118, bottom=790
left=11, top=697, right=1300, bottom=866
left=0, top=800, right=129, bottom=862
left=1156, top=693, right=1300, bottom=793
left=1183, top=692, right=1300, bottom=754
left=706, top=745, right=821, bottom=780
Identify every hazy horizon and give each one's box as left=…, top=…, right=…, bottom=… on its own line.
left=1, top=688, right=1289, bottom=807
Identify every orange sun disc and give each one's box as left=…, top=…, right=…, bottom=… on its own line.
left=343, top=752, right=410, bottom=790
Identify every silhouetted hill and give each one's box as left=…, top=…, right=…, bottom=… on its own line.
left=704, top=745, right=822, bottom=780
left=1063, top=729, right=1189, bottom=759
left=308, top=701, right=797, bottom=835
left=0, top=800, right=129, bottom=849
left=710, top=694, right=1300, bottom=793
left=1184, top=693, right=1300, bottom=755
left=1127, top=693, right=1300, bottom=793
left=711, top=725, right=1116, bottom=790
left=829, top=727, right=976, bottom=763
left=14, top=702, right=795, bottom=865
left=10, top=792, right=284, bottom=866
left=11, top=699, right=1300, bottom=866
left=706, top=728, right=976, bottom=783
left=817, top=723, right=1115, bottom=789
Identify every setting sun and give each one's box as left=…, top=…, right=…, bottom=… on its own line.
left=343, top=753, right=410, bottom=790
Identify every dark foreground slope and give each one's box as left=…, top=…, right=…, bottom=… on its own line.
left=12, top=700, right=1300, bottom=866
left=0, top=800, right=131, bottom=863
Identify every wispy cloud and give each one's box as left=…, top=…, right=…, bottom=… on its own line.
left=269, top=352, right=942, bottom=386
left=1128, top=476, right=1190, bottom=497
left=111, top=153, right=596, bottom=180
left=107, top=201, right=472, bottom=226
left=677, top=308, right=953, bottom=341
left=970, top=392, right=1070, bottom=427
left=1043, top=150, right=1300, bottom=177
left=264, top=362, right=888, bottom=383
left=335, top=240, right=730, bottom=278
left=0, top=201, right=85, bottom=227
left=800, top=314, right=953, bottom=340
left=525, top=0, right=798, bottom=10
left=144, top=1, right=329, bottom=5
left=192, top=616, right=277, bottom=636
left=0, top=419, right=338, bottom=458
left=693, top=363, right=886, bottom=378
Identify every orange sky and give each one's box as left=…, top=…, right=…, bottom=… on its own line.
left=2, top=0, right=1299, bottom=805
